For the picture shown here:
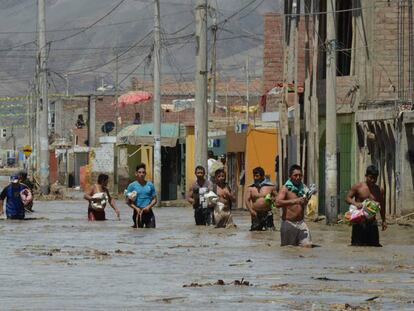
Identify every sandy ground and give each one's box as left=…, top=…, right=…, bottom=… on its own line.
left=0, top=200, right=413, bottom=310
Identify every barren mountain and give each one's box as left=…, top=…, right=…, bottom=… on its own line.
left=0, top=0, right=281, bottom=96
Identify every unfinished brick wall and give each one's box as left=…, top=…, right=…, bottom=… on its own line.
left=263, top=13, right=310, bottom=94
left=372, top=0, right=400, bottom=101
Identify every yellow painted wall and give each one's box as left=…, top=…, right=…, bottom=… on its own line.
left=185, top=126, right=195, bottom=190
left=126, top=145, right=152, bottom=181
left=142, top=146, right=153, bottom=181
left=245, top=127, right=278, bottom=185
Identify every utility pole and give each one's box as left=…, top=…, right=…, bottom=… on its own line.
left=38, top=0, right=49, bottom=194
left=293, top=0, right=300, bottom=165
left=195, top=0, right=208, bottom=168
left=325, top=0, right=338, bottom=224
left=113, top=49, right=119, bottom=194
left=210, top=15, right=218, bottom=114
left=303, top=0, right=311, bottom=181
left=153, top=0, right=162, bottom=205
left=311, top=0, right=320, bottom=190
left=279, top=0, right=291, bottom=188
left=245, top=55, right=250, bottom=124
left=64, top=74, right=69, bottom=96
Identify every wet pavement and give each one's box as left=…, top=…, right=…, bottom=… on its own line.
left=0, top=200, right=414, bottom=310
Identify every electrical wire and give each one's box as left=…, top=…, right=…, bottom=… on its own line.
left=48, top=0, right=129, bottom=45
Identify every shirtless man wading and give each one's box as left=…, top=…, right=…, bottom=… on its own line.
left=276, top=164, right=312, bottom=247
left=245, top=167, right=277, bottom=231
left=345, top=165, right=387, bottom=246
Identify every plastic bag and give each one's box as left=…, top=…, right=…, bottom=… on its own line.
left=306, top=195, right=318, bottom=219
left=363, top=199, right=380, bottom=220
left=124, top=190, right=137, bottom=201
left=344, top=205, right=366, bottom=224
left=91, top=192, right=108, bottom=210
left=20, top=188, right=33, bottom=207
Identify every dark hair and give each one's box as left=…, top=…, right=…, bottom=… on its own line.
left=366, top=165, right=379, bottom=177
left=253, top=167, right=265, bottom=176
left=97, top=173, right=109, bottom=184
left=18, top=170, right=28, bottom=179
left=289, top=164, right=302, bottom=176
left=195, top=165, right=205, bottom=174
left=215, top=168, right=225, bottom=177
left=136, top=163, right=146, bottom=171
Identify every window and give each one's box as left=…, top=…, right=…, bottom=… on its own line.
left=336, top=0, right=353, bottom=76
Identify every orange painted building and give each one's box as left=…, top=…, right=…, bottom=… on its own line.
left=245, top=127, right=278, bottom=185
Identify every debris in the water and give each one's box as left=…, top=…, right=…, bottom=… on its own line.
left=183, top=279, right=251, bottom=287
left=312, top=276, right=344, bottom=281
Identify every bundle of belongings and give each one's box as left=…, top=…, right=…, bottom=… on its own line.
left=20, top=188, right=33, bottom=207
left=344, top=199, right=380, bottom=224
left=124, top=190, right=137, bottom=202
left=284, top=181, right=319, bottom=219
left=91, top=192, right=108, bottom=210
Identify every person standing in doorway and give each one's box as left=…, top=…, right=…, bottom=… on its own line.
left=245, top=167, right=277, bottom=231
left=275, top=164, right=312, bottom=247
left=126, top=163, right=157, bottom=228
left=345, top=165, right=387, bottom=246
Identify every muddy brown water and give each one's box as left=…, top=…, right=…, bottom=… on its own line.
left=0, top=200, right=413, bottom=310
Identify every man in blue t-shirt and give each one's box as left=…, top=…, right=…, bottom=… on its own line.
left=126, top=163, right=157, bottom=228
left=0, top=174, right=29, bottom=220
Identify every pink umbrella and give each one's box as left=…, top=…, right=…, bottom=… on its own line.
left=112, top=91, right=153, bottom=108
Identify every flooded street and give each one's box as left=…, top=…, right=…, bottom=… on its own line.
left=1, top=200, right=414, bottom=310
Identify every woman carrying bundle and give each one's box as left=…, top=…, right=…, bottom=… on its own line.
left=84, top=174, right=120, bottom=221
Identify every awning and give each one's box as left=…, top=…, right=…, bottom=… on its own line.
left=116, top=123, right=179, bottom=147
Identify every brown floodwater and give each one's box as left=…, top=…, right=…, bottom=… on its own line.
left=0, top=200, right=413, bottom=310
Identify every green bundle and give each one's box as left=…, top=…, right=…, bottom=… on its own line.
left=363, top=199, right=380, bottom=219
left=264, top=193, right=276, bottom=210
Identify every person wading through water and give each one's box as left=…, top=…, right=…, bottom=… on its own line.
left=276, top=164, right=312, bottom=247
left=245, top=167, right=277, bottom=231
left=126, top=163, right=157, bottom=228
left=187, top=165, right=214, bottom=225
left=0, top=174, right=32, bottom=220
left=84, top=173, right=120, bottom=221
left=345, top=165, right=387, bottom=246
left=213, top=168, right=236, bottom=228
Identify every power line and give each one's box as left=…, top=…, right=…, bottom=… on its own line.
left=0, top=9, right=191, bottom=35
left=48, top=0, right=129, bottom=44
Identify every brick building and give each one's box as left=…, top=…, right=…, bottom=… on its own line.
left=263, top=1, right=414, bottom=215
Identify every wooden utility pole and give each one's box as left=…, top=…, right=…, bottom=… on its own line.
left=293, top=0, right=301, bottom=165
left=153, top=0, right=162, bottom=204
left=279, top=0, right=291, bottom=187
left=246, top=55, right=250, bottom=124
left=38, top=0, right=50, bottom=194
left=311, top=0, right=320, bottom=187
left=325, top=0, right=338, bottom=224
left=195, top=0, right=208, bottom=168
left=304, top=0, right=311, bottom=180
left=210, top=15, right=217, bottom=114
left=113, top=50, right=119, bottom=193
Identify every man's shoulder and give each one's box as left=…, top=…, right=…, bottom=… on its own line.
left=127, top=181, right=138, bottom=188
